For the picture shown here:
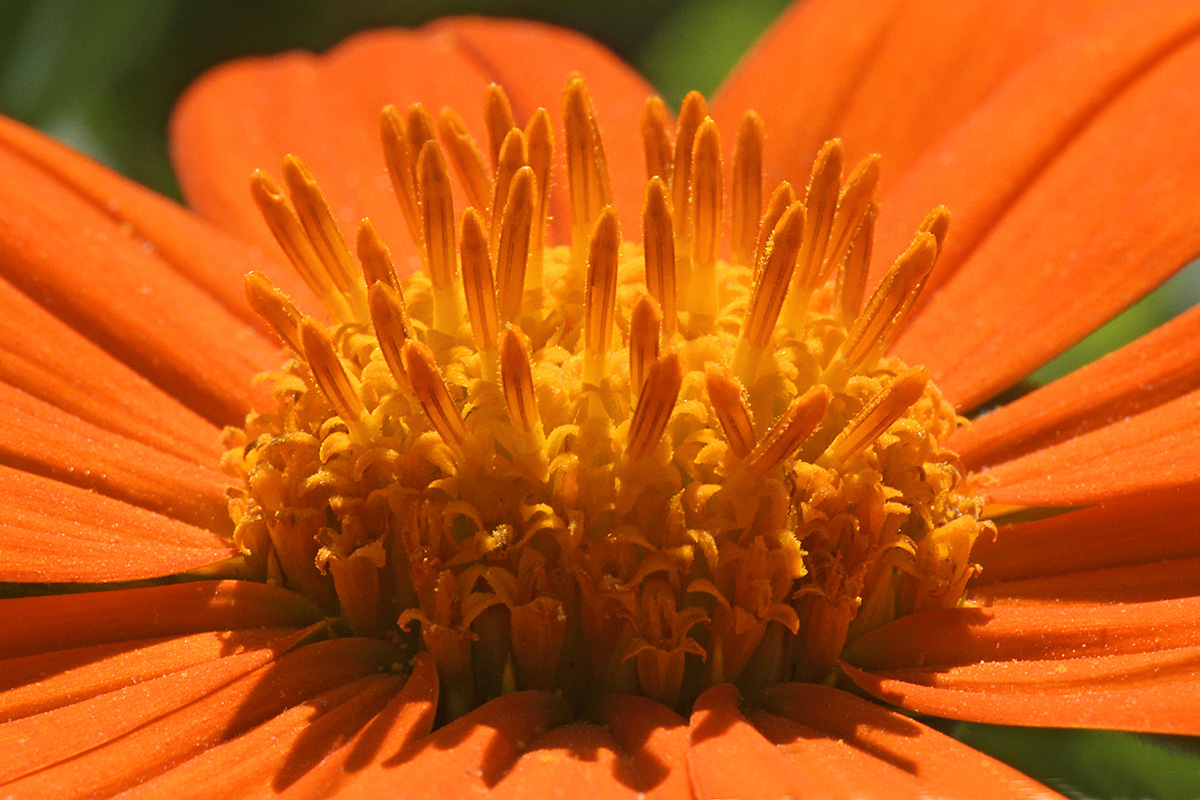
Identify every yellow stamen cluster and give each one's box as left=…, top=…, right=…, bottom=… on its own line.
left=223, top=77, right=989, bottom=719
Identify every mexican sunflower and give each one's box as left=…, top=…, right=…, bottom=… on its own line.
left=3, top=0, right=1200, bottom=796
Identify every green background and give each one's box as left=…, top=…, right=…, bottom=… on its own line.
left=1, top=1, right=1197, bottom=796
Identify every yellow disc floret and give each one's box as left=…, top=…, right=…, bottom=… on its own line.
left=222, top=77, right=990, bottom=719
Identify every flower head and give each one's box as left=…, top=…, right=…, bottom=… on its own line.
left=2, top=2, right=1200, bottom=797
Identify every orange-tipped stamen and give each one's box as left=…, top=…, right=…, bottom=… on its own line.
left=524, top=109, right=553, bottom=293
left=731, top=110, right=764, bottom=268
left=705, top=366, right=756, bottom=459
left=244, top=272, right=303, bottom=353
left=821, top=154, right=881, bottom=284
left=356, top=218, right=400, bottom=290
left=564, top=76, right=613, bottom=266
left=688, top=119, right=722, bottom=318
left=416, top=140, right=462, bottom=333
left=821, top=368, right=929, bottom=467
left=490, top=128, right=527, bottom=253
left=250, top=170, right=354, bottom=324
left=643, top=177, right=677, bottom=339
left=919, top=205, right=952, bottom=253
left=786, top=139, right=844, bottom=328
left=627, top=352, right=683, bottom=461
left=437, top=108, right=493, bottom=217
left=733, top=202, right=805, bottom=384
left=460, top=209, right=500, bottom=362
left=833, top=202, right=876, bottom=324
left=484, top=83, right=516, bottom=169
left=670, top=92, right=707, bottom=244
left=379, top=106, right=424, bottom=248
left=583, top=207, right=620, bottom=384
left=402, top=339, right=469, bottom=450
left=641, top=95, right=673, bottom=183
left=499, top=326, right=542, bottom=438
left=368, top=282, right=412, bottom=385
left=300, top=319, right=368, bottom=431
left=406, top=104, right=437, bottom=160
left=741, top=385, right=831, bottom=479
left=753, top=181, right=797, bottom=278
left=826, top=231, right=938, bottom=385
left=630, top=294, right=662, bottom=398
left=496, top=167, right=535, bottom=324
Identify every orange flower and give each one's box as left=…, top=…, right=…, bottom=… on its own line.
left=3, top=2, right=1200, bottom=798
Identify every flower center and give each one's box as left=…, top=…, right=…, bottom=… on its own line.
left=222, top=77, right=990, bottom=720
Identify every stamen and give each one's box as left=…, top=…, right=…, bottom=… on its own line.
left=786, top=139, right=844, bottom=327
left=688, top=119, right=722, bottom=318
left=401, top=339, right=469, bottom=450
left=355, top=218, right=400, bottom=290
left=416, top=140, right=462, bottom=333
left=249, top=170, right=354, bottom=324
left=627, top=352, right=683, bottom=461
left=379, top=106, right=423, bottom=247
left=281, top=156, right=368, bottom=320
left=524, top=109, right=553, bottom=293
left=368, top=282, right=412, bottom=385
left=671, top=92, right=708, bottom=243
left=459, top=208, right=500, bottom=359
left=484, top=84, right=516, bottom=169
left=299, top=319, right=367, bottom=427
left=406, top=104, right=437, bottom=161
left=731, top=111, right=764, bottom=267
left=833, top=202, right=876, bottom=323
left=499, top=326, right=542, bottom=437
left=821, top=368, right=929, bottom=467
left=563, top=76, right=613, bottom=265
left=741, top=385, right=831, bottom=479
left=244, top=272, right=303, bottom=353
left=630, top=294, right=662, bottom=398
left=490, top=128, right=527, bottom=253
left=437, top=108, right=493, bottom=216
left=583, top=207, right=620, bottom=384
left=733, top=202, right=806, bottom=384
left=495, top=167, right=535, bottom=324
left=826, top=231, right=938, bottom=384
left=821, top=154, right=880, bottom=285
left=919, top=205, right=951, bottom=253
left=704, top=366, right=756, bottom=459
left=640, top=95, right=673, bottom=183
left=753, top=181, right=797, bottom=278
left=642, top=177, right=677, bottom=338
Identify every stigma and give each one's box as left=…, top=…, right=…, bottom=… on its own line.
left=223, top=76, right=990, bottom=718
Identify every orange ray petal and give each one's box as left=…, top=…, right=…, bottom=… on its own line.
left=491, top=723, right=649, bottom=799
left=0, top=637, right=400, bottom=798
left=980, top=387, right=1200, bottom=507
left=172, top=18, right=653, bottom=270
left=0, top=580, right=321, bottom=659
left=893, top=27, right=1200, bottom=410
left=973, top=485, right=1200, bottom=585
left=0, top=113, right=319, bottom=324
left=0, top=147, right=278, bottom=425
left=0, top=466, right=235, bottom=583
left=713, top=0, right=1112, bottom=195
left=332, top=691, right=570, bottom=798
left=754, top=682, right=1065, bottom=799
left=118, top=673, right=404, bottom=799
left=974, top=557, right=1200, bottom=606
left=874, top=1, right=1200, bottom=300
left=0, top=628, right=298, bottom=719
left=585, top=695, right=690, bottom=800
left=687, top=684, right=834, bottom=800
left=951, top=304, right=1200, bottom=470
left=277, top=653, right=438, bottom=799
left=0, top=277, right=221, bottom=465
left=0, top=385, right=229, bottom=531
left=842, top=598, right=1200, bottom=733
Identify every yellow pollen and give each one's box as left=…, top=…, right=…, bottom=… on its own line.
left=224, top=76, right=991, bottom=719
